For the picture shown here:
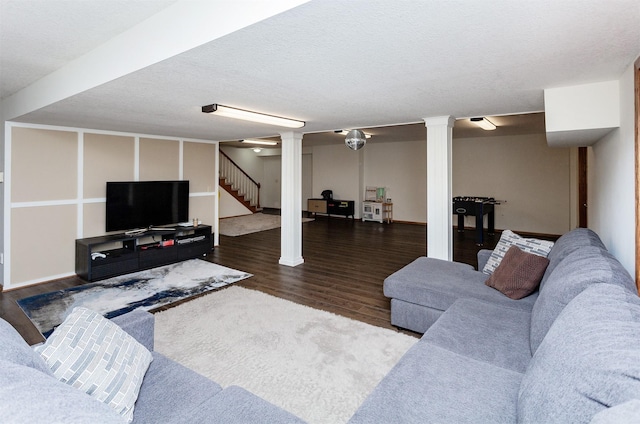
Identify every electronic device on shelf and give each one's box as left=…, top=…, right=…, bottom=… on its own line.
left=91, top=252, right=107, bottom=260
left=176, top=235, right=206, bottom=245
left=105, top=180, right=189, bottom=232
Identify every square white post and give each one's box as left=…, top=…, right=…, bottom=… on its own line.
left=424, top=116, right=455, bottom=260
left=279, top=131, right=304, bottom=266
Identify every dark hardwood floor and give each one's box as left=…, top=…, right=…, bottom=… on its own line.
left=1, top=217, right=510, bottom=345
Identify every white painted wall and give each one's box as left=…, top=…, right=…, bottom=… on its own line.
left=544, top=80, right=621, bottom=147
left=222, top=133, right=575, bottom=234
left=588, top=62, right=636, bottom=276
left=453, top=134, right=572, bottom=235
left=218, top=188, right=252, bottom=218
left=364, top=140, right=427, bottom=223
left=301, top=154, right=313, bottom=210
left=262, top=156, right=282, bottom=208
left=220, top=145, right=265, bottom=184
left=311, top=144, right=361, bottom=215
left=545, top=80, right=620, bottom=132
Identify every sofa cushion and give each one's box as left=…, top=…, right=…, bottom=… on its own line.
left=589, top=399, right=640, bottom=424
left=421, top=298, right=532, bottom=373
left=389, top=298, right=446, bottom=333
left=384, top=257, right=537, bottom=314
left=485, top=246, right=549, bottom=300
left=133, top=354, right=305, bottom=423
left=185, top=385, right=308, bottom=424
left=529, top=246, right=634, bottom=353
left=0, top=359, right=124, bottom=423
left=0, top=317, right=52, bottom=375
left=540, top=227, right=606, bottom=290
left=519, top=284, right=640, bottom=424
left=349, top=342, right=523, bottom=423
left=482, top=230, right=554, bottom=275
left=35, top=307, right=153, bottom=423
left=111, top=309, right=155, bottom=352
left=132, top=352, right=223, bottom=423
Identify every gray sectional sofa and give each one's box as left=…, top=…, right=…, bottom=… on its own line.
left=4, top=227, right=639, bottom=423
left=0, top=308, right=305, bottom=423
left=349, top=228, right=640, bottom=423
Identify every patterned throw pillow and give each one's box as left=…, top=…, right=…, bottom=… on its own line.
left=482, top=230, right=554, bottom=275
left=35, top=307, right=153, bottom=423
left=485, top=246, right=550, bottom=299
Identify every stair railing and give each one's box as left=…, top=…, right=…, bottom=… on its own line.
left=219, top=150, right=261, bottom=208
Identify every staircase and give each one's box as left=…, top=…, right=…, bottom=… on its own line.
left=219, top=151, right=261, bottom=213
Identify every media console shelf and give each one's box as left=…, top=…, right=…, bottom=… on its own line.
left=307, top=199, right=355, bottom=219
left=75, top=225, right=213, bottom=282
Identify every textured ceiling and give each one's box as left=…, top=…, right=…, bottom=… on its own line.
left=1, top=0, right=639, bottom=145
left=0, top=0, right=176, bottom=98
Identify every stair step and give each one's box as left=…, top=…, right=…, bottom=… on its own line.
left=219, top=168, right=260, bottom=213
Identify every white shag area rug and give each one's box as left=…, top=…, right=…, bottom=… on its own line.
left=154, top=286, right=417, bottom=424
left=219, top=213, right=314, bottom=236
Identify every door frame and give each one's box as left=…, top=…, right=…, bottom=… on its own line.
left=578, top=147, right=588, bottom=228
left=635, top=58, right=640, bottom=292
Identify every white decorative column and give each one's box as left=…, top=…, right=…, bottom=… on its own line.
left=279, top=131, right=304, bottom=267
left=424, top=116, right=455, bottom=260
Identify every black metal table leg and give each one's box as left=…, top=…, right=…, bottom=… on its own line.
left=475, top=202, right=484, bottom=245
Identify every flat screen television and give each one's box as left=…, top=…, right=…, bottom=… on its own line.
left=105, top=181, right=189, bottom=232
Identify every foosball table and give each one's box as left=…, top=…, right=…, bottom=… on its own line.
left=452, top=196, right=500, bottom=246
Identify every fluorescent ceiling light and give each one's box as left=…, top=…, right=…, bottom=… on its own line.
left=335, top=129, right=372, bottom=138
left=202, top=104, right=305, bottom=128
left=252, top=147, right=263, bottom=153
left=470, top=117, right=497, bottom=130
left=241, top=139, right=278, bottom=145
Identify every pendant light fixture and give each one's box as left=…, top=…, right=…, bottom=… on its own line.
left=345, top=129, right=367, bottom=150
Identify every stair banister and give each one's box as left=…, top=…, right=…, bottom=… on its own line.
left=219, top=150, right=261, bottom=210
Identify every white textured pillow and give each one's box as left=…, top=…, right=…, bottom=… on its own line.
left=482, top=230, right=554, bottom=275
left=35, top=307, right=152, bottom=423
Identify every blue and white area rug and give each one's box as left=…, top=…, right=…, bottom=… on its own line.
left=17, top=259, right=252, bottom=338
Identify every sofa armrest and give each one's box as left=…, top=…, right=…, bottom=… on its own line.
left=477, top=249, right=493, bottom=271
left=110, top=309, right=154, bottom=351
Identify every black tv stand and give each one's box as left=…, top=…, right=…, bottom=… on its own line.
left=75, top=225, right=213, bottom=282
